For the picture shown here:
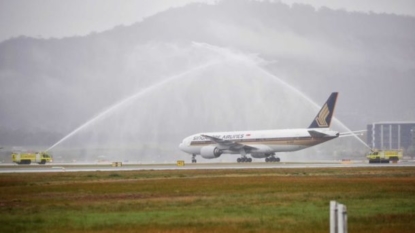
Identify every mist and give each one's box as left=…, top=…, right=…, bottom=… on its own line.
left=1, top=0, right=414, bottom=163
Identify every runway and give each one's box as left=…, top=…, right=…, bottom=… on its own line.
left=1, top=160, right=415, bottom=173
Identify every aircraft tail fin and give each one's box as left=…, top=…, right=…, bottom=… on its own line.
left=308, top=92, right=338, bottom=129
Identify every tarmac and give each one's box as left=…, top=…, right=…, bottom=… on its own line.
left=1, top=160, right=415, bottom=173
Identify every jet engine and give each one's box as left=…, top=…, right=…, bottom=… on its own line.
left=200, top=146, right=222, bottom=159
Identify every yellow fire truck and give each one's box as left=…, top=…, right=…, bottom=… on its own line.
left=12, top=152, right=52, bottom=165
left=367, top=150, right=402, bottom=163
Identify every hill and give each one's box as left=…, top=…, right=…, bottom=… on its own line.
left=1, top=0, right=414, bottom=161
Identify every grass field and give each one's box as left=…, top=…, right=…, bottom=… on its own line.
left=1, top=167, right=415, bottom=233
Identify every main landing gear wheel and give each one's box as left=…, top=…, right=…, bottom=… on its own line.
left=265, top=157, right=280, bottom=163
left=237, top=157, right=252, bottom=163
left=191, top=154, right=197, bottom=163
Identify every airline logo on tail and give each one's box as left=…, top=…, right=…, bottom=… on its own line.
left=308, top=92, right=338, bottom=129
left=315, top=103, right=330, bottom=127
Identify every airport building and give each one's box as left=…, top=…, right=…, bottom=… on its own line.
left=367, top=122, right=415, bottom=150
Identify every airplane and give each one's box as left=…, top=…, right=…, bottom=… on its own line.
left=179, top=92, right=340, bottom=163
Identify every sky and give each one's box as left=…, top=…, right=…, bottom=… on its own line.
left=1, top=0, right=415, bottom=43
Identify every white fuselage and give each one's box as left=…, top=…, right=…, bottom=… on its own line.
left=179, top=128, right=339, bottom=156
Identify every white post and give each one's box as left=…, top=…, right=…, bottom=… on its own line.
left=330, top=201, right=337, bottom=233
left=337, top=204, right=344, bottom=233
left=330, top=201, right=347, bottom=233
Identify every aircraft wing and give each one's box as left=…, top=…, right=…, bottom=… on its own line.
left=201, top=134, right=257, bottom=151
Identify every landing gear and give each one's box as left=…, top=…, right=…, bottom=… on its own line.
left=236, top=149, right=252, bottom=163
left=265, top=156, right=280, bottom=163
left=237, top=157, right=252, bottom=163
left=191, top=154, right=197, bottom=163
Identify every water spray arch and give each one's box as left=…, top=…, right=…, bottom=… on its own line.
left=46, top=59, right=225, bottom=152
left=192, top=42, right=370, bottom=149
left=47, top=42, right=369, bottom=162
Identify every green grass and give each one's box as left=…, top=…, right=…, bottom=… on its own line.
left=1, top=167, right=415, bottom=232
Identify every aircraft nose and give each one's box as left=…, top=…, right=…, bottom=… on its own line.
left=179, top=140, right=190, bottom=153
left=179, top=142, right=185, bottom=151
